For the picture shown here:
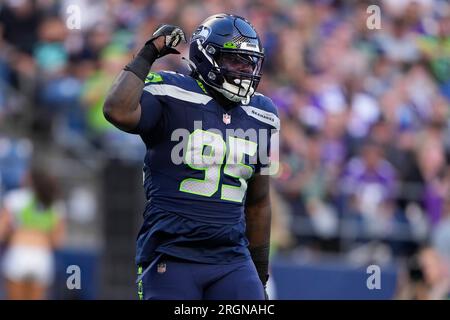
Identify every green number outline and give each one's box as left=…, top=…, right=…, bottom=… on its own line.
left=221, top=137, right=258, bottom=202
left=179, top=129, right=226, bottom=197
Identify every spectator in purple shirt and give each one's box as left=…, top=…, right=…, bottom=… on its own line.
left=340, top=140, right=399, bottom=239
left=341, top=140, right=397, bottom=205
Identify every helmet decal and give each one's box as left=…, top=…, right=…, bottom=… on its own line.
left=192, top=26, right=211, bottom=44
left=223, top=41, right=237, bottom=49
left=239, top=42, right=260, bottom=52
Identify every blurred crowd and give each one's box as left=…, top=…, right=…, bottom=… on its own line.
left=1, top=0, right=450, bottom=299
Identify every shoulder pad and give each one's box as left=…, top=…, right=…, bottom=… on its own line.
left=144, top=71, right=205, bottom=93
left=240, top=93, right=280, bottom=130
left=143, top=71, right=212, bottom=105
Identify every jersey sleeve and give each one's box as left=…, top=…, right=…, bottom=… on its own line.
left=129, top=72, right=167, bottom=143
left=254, top=96, right=280, bottom=176
left=132, top=88, right=164, bottom=134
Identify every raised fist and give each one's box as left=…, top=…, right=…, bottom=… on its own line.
left=146, top=24, right=187, bottom=58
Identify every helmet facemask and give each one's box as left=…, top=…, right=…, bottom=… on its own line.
left=216, top=50, right=263, bottom=103
left=191, top=39, right=264, bottom=104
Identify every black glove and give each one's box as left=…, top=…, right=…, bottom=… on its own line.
left=124, top=24, right=186, bottom=81
left=146, top=24, right=187, bottom=58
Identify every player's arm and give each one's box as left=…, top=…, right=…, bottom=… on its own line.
left=103, top=25, right=186, bottom=132
left=245, top=173, right=271, bottom=296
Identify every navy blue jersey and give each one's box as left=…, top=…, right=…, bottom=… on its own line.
left=133, top=71, right=279, bottom=265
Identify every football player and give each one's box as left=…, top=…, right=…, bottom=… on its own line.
left=103, top=13, right=279, bottom=300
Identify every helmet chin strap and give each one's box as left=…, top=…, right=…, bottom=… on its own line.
left=182, top=57, right=197, bottom=74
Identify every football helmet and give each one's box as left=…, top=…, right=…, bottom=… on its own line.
left=187, top=14, right=265, bottom=104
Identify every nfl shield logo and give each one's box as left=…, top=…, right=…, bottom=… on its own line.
left=223, top=113, right=231, bottom=124
left=157, top=263, right=166, bottom=274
